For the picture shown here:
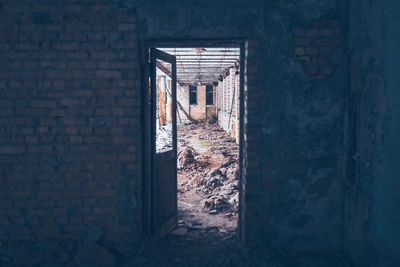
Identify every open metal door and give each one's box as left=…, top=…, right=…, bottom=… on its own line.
left=150, top=48, right=177, bottom=236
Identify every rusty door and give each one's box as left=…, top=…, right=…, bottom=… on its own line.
left=150, top=48, right=177, bottom=236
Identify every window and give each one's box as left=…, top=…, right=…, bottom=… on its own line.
left=189, top=85, right=197, bottom=105
left=206, top=85, right=214, bottom=106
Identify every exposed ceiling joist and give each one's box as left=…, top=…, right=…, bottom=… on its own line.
left=177, top=61, right=237, bottom=64
left=175, top=55, right=239, bottom=58
left=157, top=47, right=240, bottom=85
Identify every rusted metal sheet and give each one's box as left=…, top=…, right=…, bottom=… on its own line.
left=158, top=76, right=166, bottom=126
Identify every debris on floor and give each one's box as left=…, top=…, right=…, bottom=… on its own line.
left=177, top=119, right=239, bottom=230
left=156, top=122, right=173, bottom=153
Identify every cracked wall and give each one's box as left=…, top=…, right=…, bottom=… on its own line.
left=133, top=0, right=349, bottom=252
left=3, top=0, right=397, bottom=265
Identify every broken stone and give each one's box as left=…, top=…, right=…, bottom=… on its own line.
left=205, top=177, right=223, bottom=190
left=208, top=209, right=217, bottom=214
left=83, top=221, right=104, bottom=245
left=74, top=243, right=115, bottom=267
left=209, top=168, right=223, bottom=177
left=204, top=195, right=230, bottom=211
left=177, top=147, right=197, bottom=169
left=226, top=167, right=239, bottom=180
left=229, top=192, right=239, bottom=206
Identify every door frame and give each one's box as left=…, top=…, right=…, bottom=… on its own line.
left=141, top=39, right=247, bottom=240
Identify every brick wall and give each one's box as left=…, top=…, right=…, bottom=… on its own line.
left=189, top=85, right=206, bottom=120
left=0, top=0, right=352, bottom=264
left=0, top=1, right=141, bottom=262
left=176, top=84, right=190, bottom=124
left=293, top=19, right=342, bottom=79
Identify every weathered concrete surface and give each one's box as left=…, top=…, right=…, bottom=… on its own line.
left=1, top=0, right=398, bottom=265
left=345, top=0, right=400, bottom=266
left=133, top=0, right=347, bottom=253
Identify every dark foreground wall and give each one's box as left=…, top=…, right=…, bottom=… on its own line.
left=1, top=0, right=397, bottom=265
left=345, top=0, right=400, bottom=266
left=135, top=0, right=348, bottom=252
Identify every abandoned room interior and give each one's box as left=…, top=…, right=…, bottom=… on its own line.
left=0, top=0, right=399, bottom=266
left=148, top=45, right=242, bottom=237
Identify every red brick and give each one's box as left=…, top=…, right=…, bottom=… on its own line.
left=298, top=56, right=310, bottom=64
left=0, top=146, right=25, bottom=154
left=330, top=19, right=340, bottom=27
left=313, top=75, right=327, bottom=80
left=294, top=38, right=311, bottom=46
left=320, top=28, right=333, bottom=36
left=292, top=28, right=304, bottom=36
left=306, top=28, right=319, bottom=36
left=95, top=108, right=109, bottom=116
left=70, top=136, right=83, bottom=143
left=295, top=47, right=305, bottom=55
left=31, top=100, right=56, bottom=108
left=313, top=38, right=338, bottom=46
left=70, top=90, right=94, bottom=97
left=118, top=23, right=136, bottom=31
left=306, top=66, right=319, bottom=75
left=119, top=154, right=137, bottom=161
left=320, top=46, right=334, bottom=55
left=313, top=20, right=326, bottom=27
left=49, top=110, right=65, bottom=117
left=305, top=47, right=319, bottom=55
left=25, top=136, right=39, bottom=144
left=61, top=99, right=86, bottom=107
left=312, top=56, right=328, bottom=65
left=321, top=66, right=332, bottom=75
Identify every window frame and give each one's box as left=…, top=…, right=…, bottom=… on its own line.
left=189, top=85, right=198, bottom=105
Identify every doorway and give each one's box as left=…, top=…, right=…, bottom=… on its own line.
left=142, top=40, right=246, bottom=240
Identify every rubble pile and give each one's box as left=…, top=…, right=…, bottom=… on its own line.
left=177, top=119, right=239, bottom=215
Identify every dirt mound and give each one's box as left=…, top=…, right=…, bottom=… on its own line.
left=178, top=147, right=197, bottom=168
left=178, top=120, right=239, bottom=215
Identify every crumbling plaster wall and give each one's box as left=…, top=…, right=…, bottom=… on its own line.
left=345, top=0, right=400, bottom=266
left=176, top=84, right=190, bottom=124
left=134, top=0, right=348, bottom=252
left=189, top=85, right=206, bottom=120
left=250, top=1, right=347, bottom=251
